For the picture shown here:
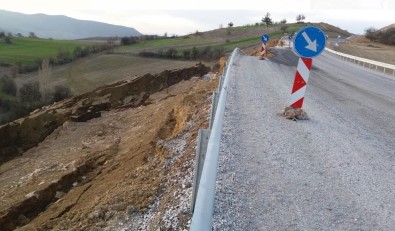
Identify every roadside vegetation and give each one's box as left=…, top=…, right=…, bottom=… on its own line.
left=0, top=59, right=71, bottom=124
left=365, top=27, right=395, bottom=45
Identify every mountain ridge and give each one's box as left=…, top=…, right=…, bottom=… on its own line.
left=0, top=9, right=141, bottom=39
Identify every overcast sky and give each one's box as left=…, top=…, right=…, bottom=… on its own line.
left=0, top=0, right=394, bottom=35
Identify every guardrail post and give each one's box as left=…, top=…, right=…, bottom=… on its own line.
left=191, top=128, right=210, bottom=212
left=209, top=92, right=220, bottom=129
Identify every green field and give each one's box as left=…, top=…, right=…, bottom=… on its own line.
left=0, top=37, right=97, bottom=65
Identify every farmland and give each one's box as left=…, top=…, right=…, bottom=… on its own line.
left=0, top=37, right=99, bottom=65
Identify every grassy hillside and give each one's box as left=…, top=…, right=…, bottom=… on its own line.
left=115, top=22, right=349, bottom=56
left=116, top=23, right=305, bottom=54
left=0, top=37, right=99, bottom=65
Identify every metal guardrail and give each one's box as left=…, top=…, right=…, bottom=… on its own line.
left=325, top=48, right=395, bottom=76
left=190, top=48, right=244, bottom=231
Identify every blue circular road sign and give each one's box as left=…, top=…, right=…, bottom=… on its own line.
left=293, top=26, right=326, bottom=58
left=261, top=34, right=269, bottom=43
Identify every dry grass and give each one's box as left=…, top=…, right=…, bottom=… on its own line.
left=335, top=36, right=395, bottom=65
left=16, top=54, right=208, bottom=95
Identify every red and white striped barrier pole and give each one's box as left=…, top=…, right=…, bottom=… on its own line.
left=290, top=57, right=313, bottom=108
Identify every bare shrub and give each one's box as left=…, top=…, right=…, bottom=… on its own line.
left=52, top=85, right=71, bottom=102
left=1, top=75, right=17, bottom=96
left=18, top=81, right=42, bottom=109
left=38, top=59, right=53, bottom=104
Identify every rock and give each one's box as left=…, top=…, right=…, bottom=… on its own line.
left=55, top=191, right=66, bottom=199
left=70, top=111, right=101, bottom=122
left=89, top=209, right=104, bottom=221
left=17, top=214, right=29, bottom=226
left=283, top=107, right=309, bottom=120
left=14, top=224, right=37, bottom=231
left=25, top=191, right=40, bottom=199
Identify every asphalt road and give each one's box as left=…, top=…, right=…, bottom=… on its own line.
left=212, top=48, right=395, bottom=230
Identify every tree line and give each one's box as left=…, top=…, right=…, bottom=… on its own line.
left=365, top=27, right=395, bottom=45
left=138, top=46, right=225, bottom=61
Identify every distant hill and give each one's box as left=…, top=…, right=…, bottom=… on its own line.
left=0, top=10, right=141, bottom=39
left=378, top=23, right=395, bottom=32
left=313, top=22, right=353, bottom=38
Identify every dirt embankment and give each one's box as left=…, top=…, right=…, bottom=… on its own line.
left=0, top=63, right=209, bottom=165
left=0, top=63, right=218, bottom=230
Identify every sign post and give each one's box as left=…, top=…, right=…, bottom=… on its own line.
left=290, top=26, right=326, bottom=108
left=259, top=34, right=270, bottom=60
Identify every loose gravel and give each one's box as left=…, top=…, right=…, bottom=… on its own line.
left=212, top=50, right=395, bottom=230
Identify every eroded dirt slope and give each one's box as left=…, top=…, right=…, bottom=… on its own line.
left=0, top=70, right=219, bottom=230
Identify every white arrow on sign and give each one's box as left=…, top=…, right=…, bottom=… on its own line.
left=302, top=32, right=317, bottom=52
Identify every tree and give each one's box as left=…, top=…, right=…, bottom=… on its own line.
left=365, top=27, right=395, bottom=45
left=105, top=37, right=116, bottom=53
left=121, top=36, right=138, bottom=45
left=38, top=59, right=52, bottom=103
left=262, top=12, right=273, bottom=27
left=18, top=81, right=42, bottom=109
left=296, top=14, right=306, bottom=23
left=280, top=19, right=287, bottom=24
left=16, top=33, right=23, bottom=37
left=182, top=50, right=191, bottom=60
left=165, top=48, right=178, bottom=59
left=191, top=47, right=198, bottom=60
left=228, top=22, right=233, bottom=28
left=4, top=36, right=12, bottom=44
left=0, top=32, right=5, bottom=38
left=29, top=32, right=38, bottom=38
left=365, top=27, right=378, bottom=41
left=56, top=48, right=72, bottom=64
left=73, top=46, right=83, bottom=58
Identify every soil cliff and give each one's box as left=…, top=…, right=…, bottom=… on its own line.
left=0, top=63, right=218, bottom=230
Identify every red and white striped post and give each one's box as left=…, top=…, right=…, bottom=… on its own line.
left=290, top=57, right=313, bottom=108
